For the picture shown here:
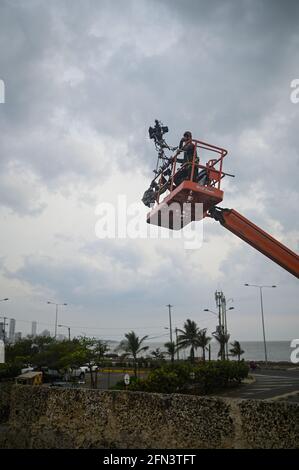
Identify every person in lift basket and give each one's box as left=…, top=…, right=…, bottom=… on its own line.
left=174, top=131, right=199, bottom=186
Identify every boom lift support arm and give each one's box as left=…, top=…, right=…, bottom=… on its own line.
left=209, top=207, right=299, bottom=279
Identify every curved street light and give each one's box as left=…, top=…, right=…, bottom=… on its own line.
left=47, top=301, right=67, bottom=338
left=58, top=324, right=71, bottom=341
left=244, top=284, right=277, bottom=364
left=203, top=308, right=218, bottom=316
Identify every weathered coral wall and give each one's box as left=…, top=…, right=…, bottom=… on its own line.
left=0, top=385, right=298, bottom=448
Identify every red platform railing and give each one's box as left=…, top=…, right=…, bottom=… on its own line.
left=153, top=139, right=228, bottom=204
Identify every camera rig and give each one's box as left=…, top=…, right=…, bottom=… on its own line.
left=148, top=119, right=177, bottom=176
left=142, top=120, right=177, bottom=207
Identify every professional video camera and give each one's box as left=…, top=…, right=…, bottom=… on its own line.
left=142, top=120, right=176, bottom=207
left=148, top=119, right=169, bottom=146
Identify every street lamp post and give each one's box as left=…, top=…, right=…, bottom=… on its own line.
left=244, top=284, right=277, bottom=365
left=47, top=301, right=67, bottom=338
left=166, top=326, right=179, bottom=360
left=58, top=324, right=71, bottom=341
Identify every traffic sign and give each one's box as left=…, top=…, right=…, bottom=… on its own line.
left=124, top=373, right=130, bottom=385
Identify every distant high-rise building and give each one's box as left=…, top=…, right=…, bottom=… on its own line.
left=8, top=318, right=16, bottom=343
left=14, top=332, right=22, bottom=342
left=40, top=329, right=51, bottom=337
left=31, top=321, right=37, bottom=337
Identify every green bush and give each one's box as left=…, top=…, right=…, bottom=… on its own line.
left=110, top=375, right=140, bottom=390
left=127, top=361, right=249, bottom=395
left=131, top=369, right=180, bottom=393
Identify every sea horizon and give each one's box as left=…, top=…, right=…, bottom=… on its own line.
left=143, top=340, right=296, bottom=362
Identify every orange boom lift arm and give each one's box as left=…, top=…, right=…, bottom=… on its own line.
left=145, top=123, right=299, bottom=278
left=209, top=207, right=299, bottom=279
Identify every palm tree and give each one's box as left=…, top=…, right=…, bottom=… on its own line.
left=197, top=328, right=211, bottom=362
left=229, top=341, right=245, bottom=361
left=117, top=331, right=149, bottom=377
left=177, top=319, right=200, bottom=363
left=213, top=328, right=230, bottom=361
left=164, top=341, right=176, bottom=363
left=150, top=348, right=165, bottom=362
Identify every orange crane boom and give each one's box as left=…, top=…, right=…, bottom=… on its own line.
left=145, top=126, right=299, bottom=278
left=209, top=207, right=299, bottom=278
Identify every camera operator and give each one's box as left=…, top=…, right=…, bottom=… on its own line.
left=174, top=131, right=198, bottom=185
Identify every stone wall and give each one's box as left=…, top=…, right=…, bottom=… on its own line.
left=0, top=385, right=298, bottom=449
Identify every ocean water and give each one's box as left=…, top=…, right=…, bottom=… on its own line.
left=145, top=341, right=295, bottom=362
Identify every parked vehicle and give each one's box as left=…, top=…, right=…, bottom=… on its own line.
left=16, top=371, right=43, bottom=386
left=41, top=367, right=85, bottom=383
left=67, top=368, right=85, bottom=380
left=21, top=366, right=34, bottom=374
left=80, top=364, right=98, bottom=373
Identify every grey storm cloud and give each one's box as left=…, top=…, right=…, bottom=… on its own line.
left=0, top=0, right=298, bottom=213
left=3, top=249, right=213, bottom=310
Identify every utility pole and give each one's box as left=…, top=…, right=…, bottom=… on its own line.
left=0, top=299, right=9, bottom=345
left=175, top=327, right=179, bottom=360
left=214, top=291, right=222, bottom=332
left=208, top=344, right=211, bottom=361
left=166, top=304, right=173, bottom=344
left=166, top=304, right=174, bottom=363
left=221, top=295, right=229, bottom=359
left=215, top=291, right=226, bottom=360
left=59, top=324, right=71, bottom=341
left=0, top=317, right=9, bottom=344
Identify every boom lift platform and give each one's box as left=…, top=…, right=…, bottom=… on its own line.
left=144, top=121, right=299, bottom=278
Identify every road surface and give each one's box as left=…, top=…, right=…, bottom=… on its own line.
left=218, top=368, right=299, bottom=401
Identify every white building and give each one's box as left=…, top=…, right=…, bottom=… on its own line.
left=31, top=321, right=37, bottom=337
left=9, top=318, right=16, bottom=343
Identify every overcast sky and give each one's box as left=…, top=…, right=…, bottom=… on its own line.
left=0, top=0, right=298, bottom=347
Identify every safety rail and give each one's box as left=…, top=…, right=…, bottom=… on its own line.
left=153, top=139, right=228, bottom=204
